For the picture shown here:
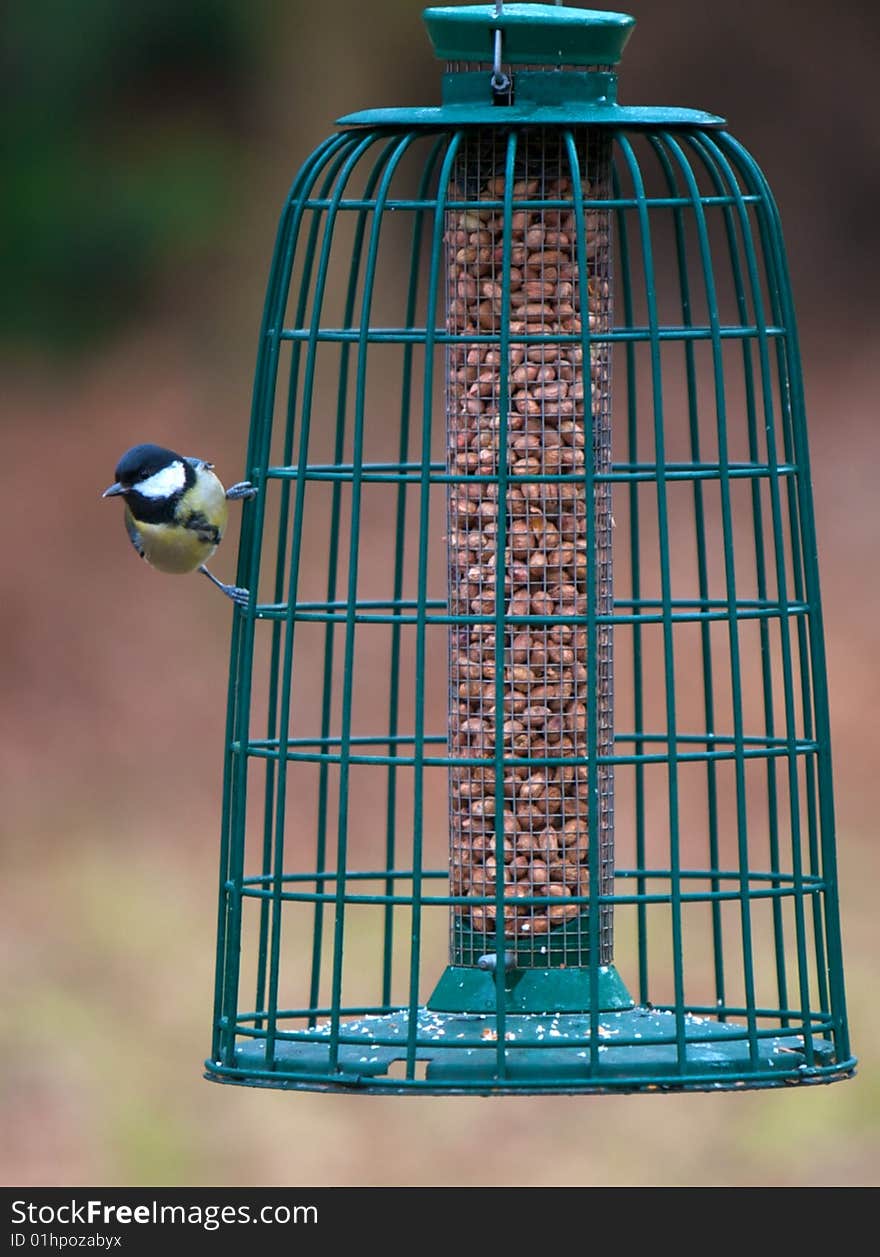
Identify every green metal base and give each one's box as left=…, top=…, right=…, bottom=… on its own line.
left=428, top=963, right=634, bottom=1013
left=206, top=1008, right=853, bottom=1095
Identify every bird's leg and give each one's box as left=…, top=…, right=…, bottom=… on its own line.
left=225, top=481, right=258, bottom=501
left=199, top=565, right=250, bottom=607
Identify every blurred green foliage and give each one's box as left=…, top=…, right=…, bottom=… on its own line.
left=2, top=0, right=268, bottom=348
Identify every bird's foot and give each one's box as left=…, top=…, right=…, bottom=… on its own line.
left=226, top=481, right=258, bottom=501
left=224, top=584, right=251, bottom=608
left=199, top=565, right=251, bottom=607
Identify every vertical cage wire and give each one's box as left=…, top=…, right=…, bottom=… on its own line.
left=445, top=127, right=614, bottom=968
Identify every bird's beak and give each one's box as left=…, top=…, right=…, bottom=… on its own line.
left=102, top=482, right=125, bottom=498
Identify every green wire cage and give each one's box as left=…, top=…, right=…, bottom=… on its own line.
left=206, top=2, right=856, bottom=1094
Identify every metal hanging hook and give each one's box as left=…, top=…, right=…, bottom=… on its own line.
left=490, top=0, right=510, bottom=98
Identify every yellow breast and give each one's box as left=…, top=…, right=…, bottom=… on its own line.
left=133, top=517, right=224, bottom=574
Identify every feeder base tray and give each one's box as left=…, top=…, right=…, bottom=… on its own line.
left=206, top=1006, right=852, bottom=1094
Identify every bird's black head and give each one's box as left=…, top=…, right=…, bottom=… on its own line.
left=103, top=443, right=195, bottom=521
left=111, top=444, right=185, bottom=490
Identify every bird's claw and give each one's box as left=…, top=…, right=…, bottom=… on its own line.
left=199, top=564, right=251, bottom=607
left=226, top=481, right=258, bottom=501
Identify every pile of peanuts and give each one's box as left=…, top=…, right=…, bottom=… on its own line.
left=445, top=151, right=613, bottom=953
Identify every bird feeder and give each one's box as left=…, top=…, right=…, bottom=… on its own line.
left=206, top=3, right=856, bottom=1093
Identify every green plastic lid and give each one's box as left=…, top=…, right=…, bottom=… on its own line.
left=337, top=3, right=725, bottom=129
left=423, top=3, right=635, bottom=66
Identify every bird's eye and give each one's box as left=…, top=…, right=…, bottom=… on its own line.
left=138, top=469, right=151, bottom=481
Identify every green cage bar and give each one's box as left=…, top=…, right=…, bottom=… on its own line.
left=206, top=4, right=855, bottom=1094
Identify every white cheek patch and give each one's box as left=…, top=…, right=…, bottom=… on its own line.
left=137, top=460, right=187, bottom=499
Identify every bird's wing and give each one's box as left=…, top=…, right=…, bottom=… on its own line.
left=181, top=510, right=222, bottom=547
left=184, top=455, right=213, bottom=471
left=124, top=508, right=146, bottom=559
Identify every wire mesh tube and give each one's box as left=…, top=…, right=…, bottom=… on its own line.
left=445, top=128, right=614, bottom=968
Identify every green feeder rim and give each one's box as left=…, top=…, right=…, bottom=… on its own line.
left=336, top=4, right=726, bottom=129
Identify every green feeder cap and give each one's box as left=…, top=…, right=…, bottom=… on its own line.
left=423, top=3, right=636, bottom=67
left=337, top=3, right=724, bottom=129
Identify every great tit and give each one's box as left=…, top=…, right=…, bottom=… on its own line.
left=102, top=443, right=257, bottom=605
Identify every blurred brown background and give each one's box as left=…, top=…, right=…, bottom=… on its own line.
left=3, top=0, right=879, bottom=1186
